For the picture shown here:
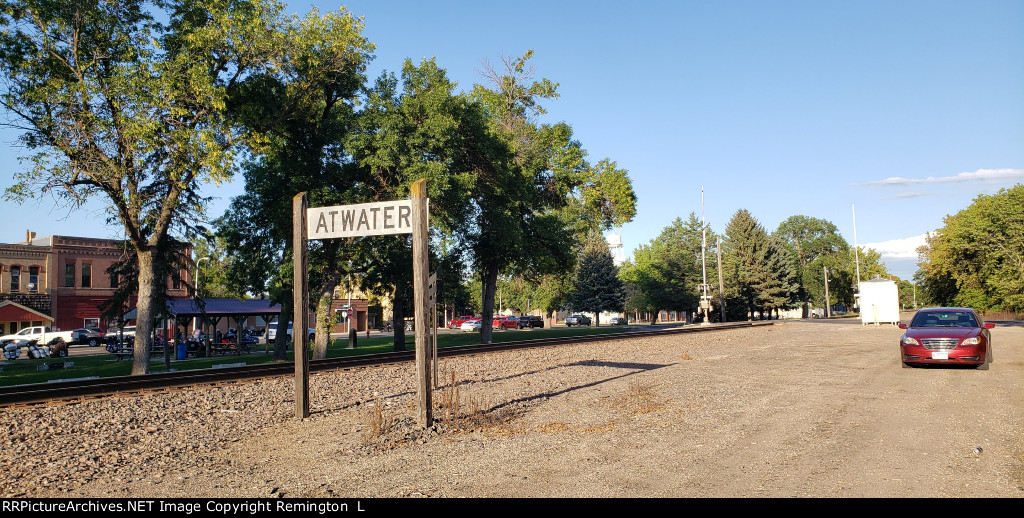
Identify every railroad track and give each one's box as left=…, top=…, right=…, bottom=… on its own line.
left=0, top=321, right=770, bottom=408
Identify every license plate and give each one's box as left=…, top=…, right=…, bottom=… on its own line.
left=932, top=351, right=949, bottom=360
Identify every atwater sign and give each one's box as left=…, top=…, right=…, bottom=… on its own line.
left=293, top=181, right=433, bottom=426
left=307, top=200, right=414, bottom=239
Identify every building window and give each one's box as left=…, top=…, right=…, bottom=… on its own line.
left=28, top=266, right=39, bottom=293
left=110, top=270, right=119, bottom=289
left=84, top=318, right=99, bottom=328
left=171, top=272, right=181, bottom=290
left=65, top=263, right=75, bottom=287
left=82, top=263, right=91, bottom=288
left=10, top=266, right=19, bottom=293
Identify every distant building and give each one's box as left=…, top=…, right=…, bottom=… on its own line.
left=0, top=231, right=189, bottom=334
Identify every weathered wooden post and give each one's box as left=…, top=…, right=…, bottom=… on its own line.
left=293, top=192, right=310, bottom=419
left=411, top=179, right=432, bottom=427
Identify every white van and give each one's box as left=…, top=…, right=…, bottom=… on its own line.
left=266, top=323, right=315, bottom=344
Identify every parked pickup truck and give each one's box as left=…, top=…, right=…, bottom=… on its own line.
left=0, top=326, right=74, bottom=345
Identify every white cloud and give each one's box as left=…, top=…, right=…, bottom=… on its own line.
left=889, top=191, right=930, bottom=199
left=862, top=234, right=928, bottom=260
left=861, top=168, right=1024, bottom=187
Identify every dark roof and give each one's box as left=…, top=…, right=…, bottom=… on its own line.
left=123, top=298, right=282, bottom=320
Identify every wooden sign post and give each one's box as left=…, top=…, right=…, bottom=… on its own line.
left=410, top=180, right=431, bottom=427
left=293, top=180, right=432, bottom=426
left=293, top=192, right=310, bottom=419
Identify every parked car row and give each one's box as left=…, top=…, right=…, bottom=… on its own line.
left=454, top=314, right=547, bottom=332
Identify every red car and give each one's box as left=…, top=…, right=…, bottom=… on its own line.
left=898, top=307, right=994, bottom=370
left=492, top=316, right=518, bottom=330
left=448, top=315, right=476, bottom=329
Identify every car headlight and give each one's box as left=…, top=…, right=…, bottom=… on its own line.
left=901, top=335, right=919, bottom=346
left=961, top=337, right=981, bottom=346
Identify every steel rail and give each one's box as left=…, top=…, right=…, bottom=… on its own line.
left=0, top=321, right=770, bottom=408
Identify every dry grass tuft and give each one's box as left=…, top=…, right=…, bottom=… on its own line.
left=681, top=353, right=693, bottom=360
left=435, top=364, right=512, bottom=432
left=616, top=379, right=663, bottom=415
left=361, top=399, right=389, bottom=445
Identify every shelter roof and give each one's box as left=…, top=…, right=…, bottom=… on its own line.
left=124, top=298, right=282, bottom=320
left=0, top=301, right=53, bottom=323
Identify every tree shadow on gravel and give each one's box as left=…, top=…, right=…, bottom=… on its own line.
left=478, top=360, right=673, bottom=416
left=313, top=360, right=673, bottom=416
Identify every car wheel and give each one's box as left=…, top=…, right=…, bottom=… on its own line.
left=977, top=351, right=991, bottom=370
left=88, top=338, right=99, bottom=347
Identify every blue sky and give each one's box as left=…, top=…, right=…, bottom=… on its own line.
left=3, top=0, right=1023, bottom=281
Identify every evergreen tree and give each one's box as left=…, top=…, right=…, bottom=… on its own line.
left=569, top=232, right=625, bottom=326
left=722, top=210, right=793, bottom=319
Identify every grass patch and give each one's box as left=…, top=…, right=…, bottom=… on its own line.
left=0, top=325, right=632, bottom=388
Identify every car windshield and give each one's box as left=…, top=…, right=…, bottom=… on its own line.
left=910, top=311, right=978, bottom=328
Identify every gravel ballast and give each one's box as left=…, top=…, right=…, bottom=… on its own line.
left=2, top=320, right=1022, bottom=498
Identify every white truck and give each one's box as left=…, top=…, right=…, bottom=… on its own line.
left=0, top=326, right=74, bottom=346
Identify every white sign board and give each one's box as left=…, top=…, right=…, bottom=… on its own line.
left=307, top=200, right=414, bottom=239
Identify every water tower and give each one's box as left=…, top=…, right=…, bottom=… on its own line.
left=606, top=233, right=625, bottom=266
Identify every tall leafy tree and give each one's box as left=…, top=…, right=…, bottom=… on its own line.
left=776, top=215, right=850, bottom=317
left=916, top=184, right=1024, bottom=312
left=219, top=6, right=374, bottom=359
left=1, top=0, right=282, bottom=374
left=348, top=58, right=486, bottom=350
left=569, top=231, right=625, bottom=325
left=470, top=51, right=636, bottom=343
left=618, top=244, right=664, bottom=322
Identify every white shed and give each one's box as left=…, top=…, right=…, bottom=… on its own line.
left=858, top=278, right=900, bottom=325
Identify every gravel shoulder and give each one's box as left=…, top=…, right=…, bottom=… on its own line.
left=2, top=320, right=1022, bottom=498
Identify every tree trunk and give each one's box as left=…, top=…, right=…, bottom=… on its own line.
left=480, top=262, right=499, bottom=344
left=274, top=290, right=292, bottom=361
left=594, top=312, right=600, bottom=326
left=392, top=282, right=406, bottom=351
left=132, top=249, right=157, bottom=375
left=312, top=277, right=339, bottom=360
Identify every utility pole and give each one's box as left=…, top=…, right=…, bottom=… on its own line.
left=717, top=235, right=725, bottom=322
left=852, top=204, right=861, bottom=286
left=823, top=266, right=831, bottom=318
left=700, top=187, right=710, bottom=324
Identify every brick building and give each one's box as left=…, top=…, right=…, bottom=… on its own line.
left=0, top=232, right=189, bottom=334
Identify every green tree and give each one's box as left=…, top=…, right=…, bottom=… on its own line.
left=569, top=232, right=625, bottom=325
left=193, top=234, right=248, bottom=300
left=618, top=214, right=712, bottom=323
left=1, top=0, right=282, bottom=374
left=916, top=185, right=1024, bottom=312
left=619, top=244, right=664, bottom=322
left=347, top=58, right=487, bottom=350
left=469, top=50, right=636, bottom=343
left=855, top=247, right=890, bottom=282
left=776, top=216, right=850, bottom=317
left=722, top=210, right=794, bottom=320
left=219, top=5, right=374, bottom=359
